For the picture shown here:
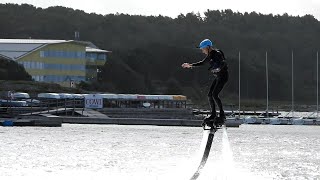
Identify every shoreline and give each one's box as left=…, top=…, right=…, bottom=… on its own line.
left=0, top=116, right=241, bottom=128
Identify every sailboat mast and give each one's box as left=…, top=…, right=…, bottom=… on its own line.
left=239, top=51, right=241, bottom=118
left=292, top=51, right=294, bottom=118
left=266, top=51, right=269, bottom=118
left=317, top=51, right=319, bottom=120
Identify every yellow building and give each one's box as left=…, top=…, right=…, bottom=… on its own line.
left=0, top=39, right=109, bottom=87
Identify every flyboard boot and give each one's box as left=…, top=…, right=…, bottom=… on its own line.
left=213, top=114, right=226, bottom=127
left=201, top=114, right=216, bottom=129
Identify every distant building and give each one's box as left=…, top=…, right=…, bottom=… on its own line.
left=0, top=39, right=110, bottom=87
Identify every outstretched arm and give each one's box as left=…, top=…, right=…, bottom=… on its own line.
left=190, top=56, right=207, bottom=67
left=181, top=55, right=209, bottom=69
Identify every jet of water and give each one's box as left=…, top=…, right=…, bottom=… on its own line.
left=222, top=126, right=234, bottom=166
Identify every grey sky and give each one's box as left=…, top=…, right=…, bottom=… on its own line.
left=1, top=0, right=319, bottom=20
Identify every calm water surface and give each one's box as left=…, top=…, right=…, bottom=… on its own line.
left=0, top=124, right=319, bottom=180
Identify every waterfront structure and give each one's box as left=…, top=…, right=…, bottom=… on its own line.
left=0, top=39, right=109, bottom=87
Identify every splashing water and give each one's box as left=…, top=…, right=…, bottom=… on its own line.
left=198, top=126, right=271, bottom=180
left=222, top=126, right=234, bottom=172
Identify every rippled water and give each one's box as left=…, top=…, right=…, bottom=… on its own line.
left=0, top=124, right=319, bottom=180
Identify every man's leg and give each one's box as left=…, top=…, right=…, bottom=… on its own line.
left=212, top=73, right=228, bottom=121
left=202, top=78, right=218, bottom=127
left=207, top=78, right=217, bottom=119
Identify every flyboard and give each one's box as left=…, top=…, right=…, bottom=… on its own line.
left=189, top=122, right=224, bottom=180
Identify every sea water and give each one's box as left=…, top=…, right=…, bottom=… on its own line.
left=0, top=124, right=319, bottom=180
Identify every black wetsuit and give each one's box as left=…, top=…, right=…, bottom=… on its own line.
left=191, top=49, right=229, bottom=118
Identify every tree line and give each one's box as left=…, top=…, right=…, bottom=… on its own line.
left=1, top=3, right=320, bottom=106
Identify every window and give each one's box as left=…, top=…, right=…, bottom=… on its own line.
left=40, top=51, right=44, bottom=58
left=39, top=50, right=85, bottom=59
left=33, top=76, right=40, bottom=81
left=26, top=62, right=30, bottom=69
left=98, top=54, right=106, bottom=60
left=31, top=62, right=35, bottom=69
left=43, top=75, right=86, bottom=82
left=22, top=61, right=43, bottom=69
left=43, top=64, right=85, bottom=71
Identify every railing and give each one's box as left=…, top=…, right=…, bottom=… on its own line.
left=0, top=98, right=85, bottom=117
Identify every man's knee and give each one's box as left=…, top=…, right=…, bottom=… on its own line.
left=212, top=93, right=219, bottom=100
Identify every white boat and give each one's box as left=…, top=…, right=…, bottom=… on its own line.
left=25, top=99, right=40, bottom=106
left=243, top=116, right=262, bottom=124
left=58, top=93, right=73, bottom=99
left=303, top=119, right=317, bottom=125
left=260, top=118, right=270, bottom=124
left=13, top=92, right=30, bottom=99
left=269, top=116, right=304, bottom=125
left=226, top=117, right=243, bottom=127
left=270, top=52, right=301, bottom=126
left=0, top=100, right=28, bottom=107
left=37, top=93, right=60, bottom=99
left=269, top=117, right=282, bottom=125
left=291, top=117, right=304, bottom=125
left=71, top=94, right=84, bottom=99
left=100, top=93, right=118, bottom=99
left=280, top=117, right=291, bottom=125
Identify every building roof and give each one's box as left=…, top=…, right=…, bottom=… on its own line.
left=0, top=53, right=12, bottom=60
left=86, top=47, right=111, bottom=53
left=0, top=39, right=110, bottom=60
left=0, top=39, right=71, bottom=44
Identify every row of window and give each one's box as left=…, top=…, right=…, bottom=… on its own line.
left=86, top=53, right=107, bottom=61
left=32, top=76, right=44, bottom=82
left=32, top=75, right=86, bottom=82
left=44, top=64, right=85, bottom=71
left=19, top=61, right=86, bottom=71
left=20, top=61, right=44, bottom=69
left=40, top=51, right=86, bottom=59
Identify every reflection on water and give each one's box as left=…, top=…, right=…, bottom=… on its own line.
left=0, top=124, right=319, bottom=180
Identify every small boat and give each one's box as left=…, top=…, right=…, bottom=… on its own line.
left=226, top=117, right=242, bottom=127
left=269, top=117, right=282, bottom=125
left=260, top=118, right=270, bottom=124
left=243, top=116, right=262, bottom=124
left=303, top=119, right=317, bottom=125
left=279, top=117, right=292, bottom=125
left=291, top=117, right=304, bottom=125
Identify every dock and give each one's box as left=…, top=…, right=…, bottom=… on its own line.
left=59, top=117, right=241, bottom=127
left=1, top=117, right=62, bottom=127
left=2, top=107, right=243, bottom=127
left=1, top=116, right=241, bottom=128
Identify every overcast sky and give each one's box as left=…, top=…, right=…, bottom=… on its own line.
left=1, top=0, right=319, bottom=20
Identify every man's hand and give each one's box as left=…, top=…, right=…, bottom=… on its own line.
left=182, top=63, right=193, bottom=69
left=212, top=68, right=221, bottom=73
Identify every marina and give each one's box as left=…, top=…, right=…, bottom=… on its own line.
left=0, top=3, right=320, bottom=180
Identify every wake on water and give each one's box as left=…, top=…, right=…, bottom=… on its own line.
left=199, top=127, right=272, bottom=180
left=158, top=126, right=271, bottom=180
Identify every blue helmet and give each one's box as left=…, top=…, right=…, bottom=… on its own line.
left=198, top=39, right=213, bottom=49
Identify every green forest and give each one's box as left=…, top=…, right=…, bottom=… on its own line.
left=1, top=3, right=320, bottom=107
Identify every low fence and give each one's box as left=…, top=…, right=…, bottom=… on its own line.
left=0, top=98, right=188, bottom=117
left=0, top=98, right=84, bottom=117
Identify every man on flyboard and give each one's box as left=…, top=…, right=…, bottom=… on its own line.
left=182, top=39, right=229, bottom=128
